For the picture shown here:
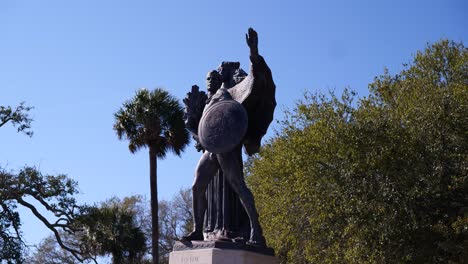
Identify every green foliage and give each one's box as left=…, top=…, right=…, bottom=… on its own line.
left=1, top=105, right=89, bottom=263
left=27, top=190, right=193, bottom=264
left=246, top=40, right=467, bottom=264
left=113, top=88, right=190, bottom=264
left=0, top=102, right=33, bottom=137
left=113, top=88, right=189, bottom=157
left=78, top=197, right=148, bottom=264
left=0, top=167, right=82, bottom=263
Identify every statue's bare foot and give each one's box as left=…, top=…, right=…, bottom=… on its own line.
left=181, top=231, right=204, bottom=241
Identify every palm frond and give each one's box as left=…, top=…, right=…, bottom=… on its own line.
left=113, top=88, right=190, bottom=157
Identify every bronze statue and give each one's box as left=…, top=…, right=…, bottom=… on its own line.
left=183, top=28, right=276, bottom=247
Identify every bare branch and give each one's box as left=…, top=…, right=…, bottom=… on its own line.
left=16, top=197, right=85, bottom=262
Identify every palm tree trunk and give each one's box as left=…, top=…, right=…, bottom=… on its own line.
left=149, top=148, right=159, bottom=264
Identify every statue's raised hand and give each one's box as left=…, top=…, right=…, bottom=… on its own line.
left=246, top=28, right=259, bottom=60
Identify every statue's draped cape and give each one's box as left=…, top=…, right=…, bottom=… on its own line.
left=228, top=55, right=276, bottom=155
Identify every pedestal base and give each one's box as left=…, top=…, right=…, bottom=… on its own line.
left=169, top=248, right=279, bottom=264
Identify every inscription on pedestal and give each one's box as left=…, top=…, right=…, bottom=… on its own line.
left=182, top=256, right=197, bottom=263
left=170, top=249, right=211, bottom=264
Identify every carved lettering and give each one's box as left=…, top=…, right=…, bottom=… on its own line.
left=180, top=255, right=200, bottom=263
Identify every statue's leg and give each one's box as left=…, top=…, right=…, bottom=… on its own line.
left=183, top=151, right=219, bottom=241
left=217, top=146, right=265, bottom=246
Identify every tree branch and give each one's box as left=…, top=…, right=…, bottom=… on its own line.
left=0, top=117, right=12, bottom=128
left=16, top=197, right=85, bottom=262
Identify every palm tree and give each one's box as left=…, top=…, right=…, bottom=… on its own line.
left=113, top=88, right=189, bottom=264
left=80, top=205, right=147, bottom=264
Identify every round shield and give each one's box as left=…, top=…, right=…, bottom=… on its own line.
left=198, top=100, right=248, bottom=154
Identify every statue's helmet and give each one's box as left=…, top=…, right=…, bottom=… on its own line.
left=217, top=61, right=240, bottom=82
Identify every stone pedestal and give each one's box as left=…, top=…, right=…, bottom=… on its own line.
left=169, top=241, right=279, bottom=264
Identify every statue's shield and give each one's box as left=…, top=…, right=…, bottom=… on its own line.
left=198, top=100, right=248, bottom=154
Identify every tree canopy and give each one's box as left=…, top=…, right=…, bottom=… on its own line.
left=113, top=88, right=190, bottom=264
left=26, top=190, right=193, bottom=264
left=0, top=102, right=33, bottom=137
left=246, top=40, right=467, bottom=263
left=0, top=166, right=83, bottom=263
left=113, top=88, right=189, bottom=157
left=1, top=103, right=89, bottom=263
left=78, top=196, right=148, bottom=264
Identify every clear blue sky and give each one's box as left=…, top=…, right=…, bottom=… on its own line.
left=1, top=0, right=466, bottom=248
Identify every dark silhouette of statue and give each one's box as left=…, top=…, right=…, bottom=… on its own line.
left=182, top=28, right=276, bottom=247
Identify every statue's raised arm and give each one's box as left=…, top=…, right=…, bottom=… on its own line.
left=246, top=28, right=259, bottom=63
left=228, top=27, right=277, bottom=155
